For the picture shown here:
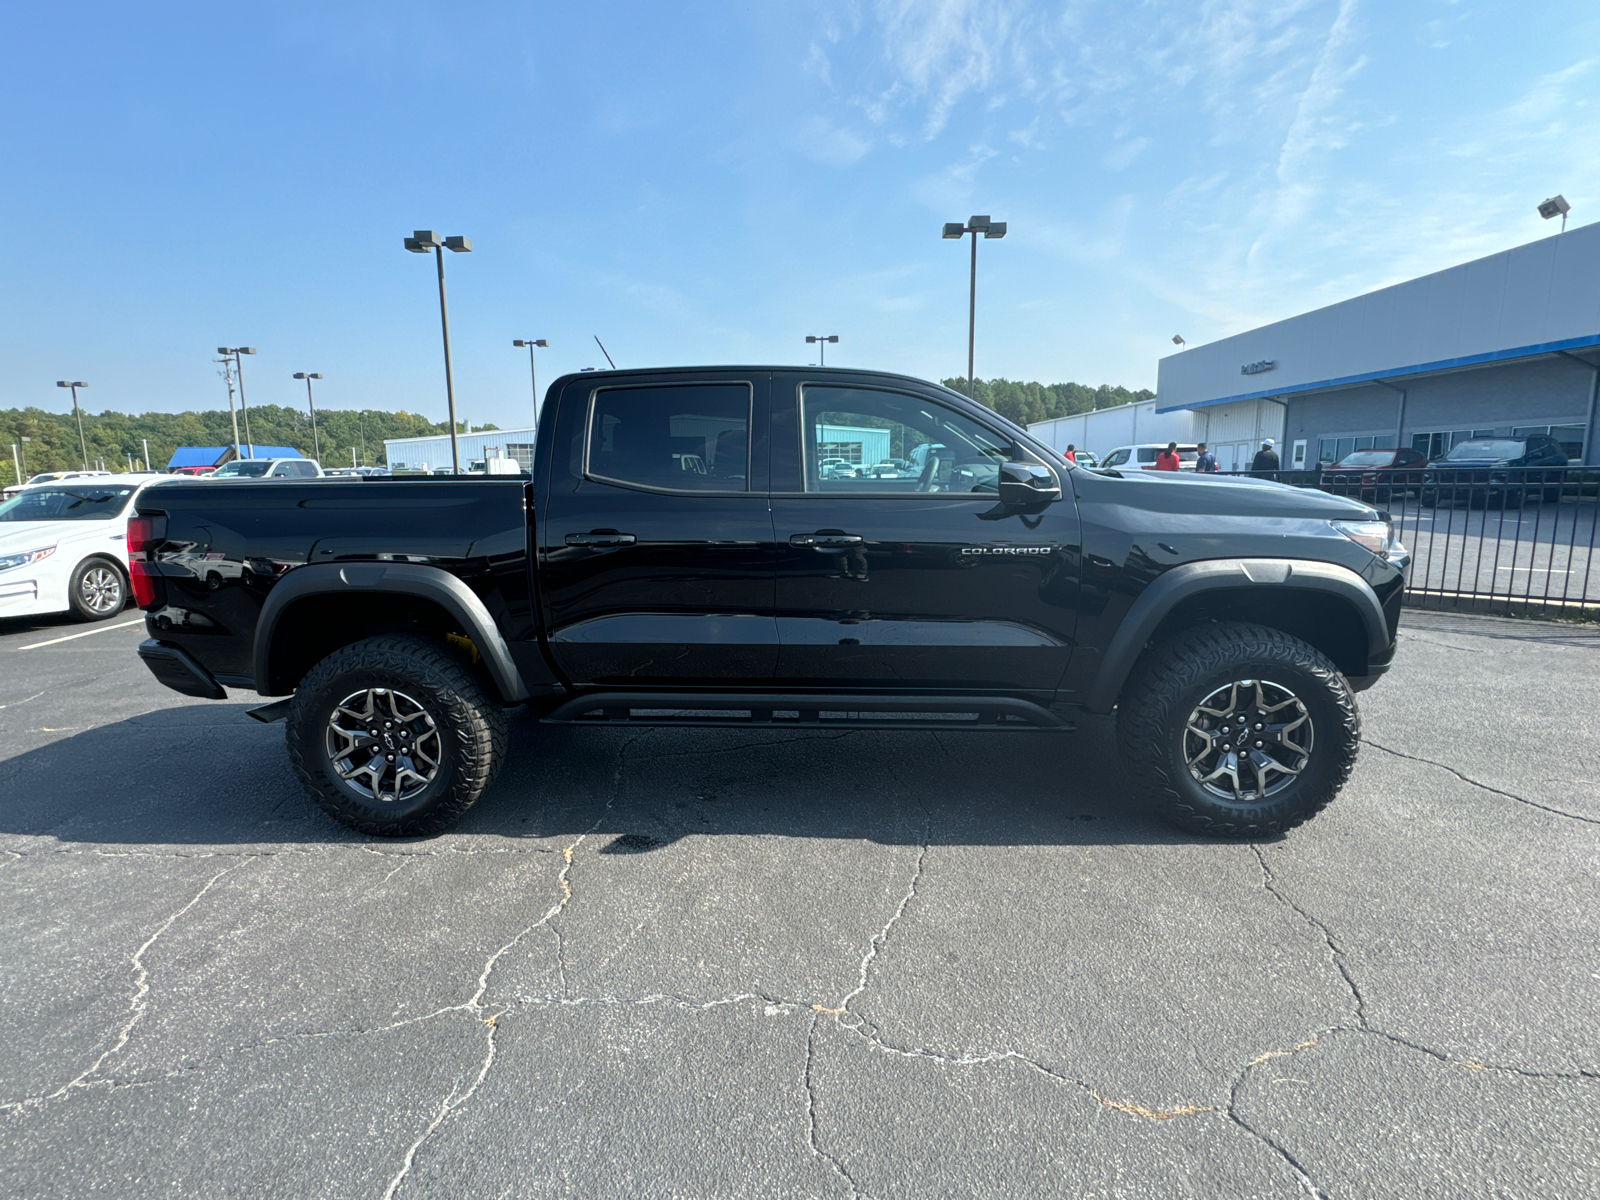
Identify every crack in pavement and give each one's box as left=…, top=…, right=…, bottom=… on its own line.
left=383, top=733, right=643, bottom=1199
left=0, top=856, right=257, bottom=1114
left=1224, top=1048, right=1331, bottom=1200
left=1248, top=845, right=1597, bottom=1083
left=805, top=1012, right=867, bottom=1200
left=1363, top=738, right=1600, bottom=826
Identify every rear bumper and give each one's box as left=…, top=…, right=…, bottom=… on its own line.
left=137, top=639, right=228, bottom=700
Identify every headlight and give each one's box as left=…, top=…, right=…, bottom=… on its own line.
left=0, top=546, right=56, bottom=572
left=1331, top=520, right=1401, bottom=558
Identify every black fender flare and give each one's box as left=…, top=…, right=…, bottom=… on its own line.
left=1085, top=558, right=1389, bottom=714
left=254, top=562, right=530, bottom=702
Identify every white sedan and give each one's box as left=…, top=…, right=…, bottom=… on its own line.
left=0, top=475, right=163, bottom=622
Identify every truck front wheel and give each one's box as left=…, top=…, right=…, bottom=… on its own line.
left=285, top=635, right=507, bottom=836
left=1116, top=622, right=1359, bottom=837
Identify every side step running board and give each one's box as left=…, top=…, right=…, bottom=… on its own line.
left=246, top=698, right=294, bottom=724
left=541, top=692, right=1073, bottom=732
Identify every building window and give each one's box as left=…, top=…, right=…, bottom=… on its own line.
left=1512, top=425, right=1585, bottom=462
left=506, top=442, right=535, bottom=471
left=1410, top=429, right=1495, bottom=460
left=1317, top=434, right=1383, bottom=464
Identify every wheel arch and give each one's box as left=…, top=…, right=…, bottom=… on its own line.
left=1086, top=559, right=1389, bottom=714
left=254, top=563, right=529, bottom=702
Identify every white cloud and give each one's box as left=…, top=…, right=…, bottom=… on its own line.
left=794, top=115, right=873, bottom=167
left=1102, top=135, right=1151, bottom=171
left=912, top=142, right=1000, bottom=209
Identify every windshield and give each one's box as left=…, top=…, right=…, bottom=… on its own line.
left=1442, top=439, right=1525, bottom=462
left=212, top=461, right=272, bottom=477
left=0, top=485, right=137, bottom=522
left=1334, top=451, right=1396, bottom=467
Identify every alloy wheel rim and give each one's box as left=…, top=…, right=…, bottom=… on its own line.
left=81, top=566, right=122, bottom=614
left=325, top=687, right=443, bottom=804
left=1183, top=679, right=1313, bottom=802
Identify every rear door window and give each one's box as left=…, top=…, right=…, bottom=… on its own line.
left=586, top=383, right=752, bottom=492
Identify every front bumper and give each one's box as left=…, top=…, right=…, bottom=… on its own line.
left=137, top=639, right=227, bottom=700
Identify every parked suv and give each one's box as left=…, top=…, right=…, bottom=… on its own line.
left=1320, top=448, right=1427, bottom=503
left=207, top=458, right=323, bottom=480
left=1419, top=436, right=1568, bottom=507
left=131, top=366, right=1406, bottom=840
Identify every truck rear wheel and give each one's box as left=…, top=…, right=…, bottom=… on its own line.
left=285, top=635, right=507, bottom=836
left=1116, top=622, right=1359, bottom=837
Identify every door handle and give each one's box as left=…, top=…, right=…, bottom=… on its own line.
left=565, top=532, right=637, bottom=547
left=790, top=533, right=864, bottom=548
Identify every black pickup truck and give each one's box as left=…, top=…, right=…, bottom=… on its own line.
left=130, top=366, right=1407, bottom=837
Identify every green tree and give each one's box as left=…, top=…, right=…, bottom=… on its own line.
left=941, top=377, right=1154, bottom=426
left=0, top=405, right=458, bottom=482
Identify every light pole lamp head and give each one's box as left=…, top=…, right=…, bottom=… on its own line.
left=513, top=339, right=526, bottom=347
left=941, top=222, right=965, bottom=239
left=1172, top=335, right=1186, bottom=347
left=409, top=230, right=442, bottom=251
left=982, top=222, right=1006, bottom=239
left=805, top=336, right=819, bottom=344
left=293, top=372, right=323, bottom=380
left=1538, top=195, right=1570, bottom=220
left=238, top=348, right=256, bottom=356
left=217, top=346, right=233, bottom=355
left=56, top=380, right=71, bottom=388
left=443, top=235, right=471, bottom=253
left=533, top=339, right=548, bottom=348
left=826, top=335, right=838, bottom=343
left=966, top=215, right=992, bottom=233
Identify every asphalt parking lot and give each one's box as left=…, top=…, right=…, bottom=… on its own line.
left=1, top=609, right=1597, bottom=1199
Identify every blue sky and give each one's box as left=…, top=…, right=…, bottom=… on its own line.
left=4, top=1, right=1596, bottom=432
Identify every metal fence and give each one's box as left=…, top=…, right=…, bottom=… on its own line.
left=1214, top=466, right=1600, bottom=618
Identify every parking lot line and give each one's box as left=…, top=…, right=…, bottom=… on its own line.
left=17, top=618, right=146, bottom=650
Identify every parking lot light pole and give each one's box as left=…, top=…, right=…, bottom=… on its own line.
left=293, top=373, right=324, bottom=461
left=804, top=335, right=839, bottom=366
left=218, top=348, right=257, bottom=454
left=941, top=216, right=1006, bottom=395
left=405, top=231, right=472, bottom=473
left=512, top=339, right=548, bottom=431
left=9, top=443, right=21, bottom=487
left=55, top=381, right=90, bottom=468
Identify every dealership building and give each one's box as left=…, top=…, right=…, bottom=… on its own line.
left=1148, top=220, right=1600, bottom=471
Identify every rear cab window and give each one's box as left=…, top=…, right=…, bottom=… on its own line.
left=585, top=383, right=752, bottom=492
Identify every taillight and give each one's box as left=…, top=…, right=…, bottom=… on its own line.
left=126, top=513, right=167, bottom=609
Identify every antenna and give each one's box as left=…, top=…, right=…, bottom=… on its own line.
left=593, top=335, right=617, bottom=369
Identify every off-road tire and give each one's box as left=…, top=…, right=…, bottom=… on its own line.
left=1116, top=622, right=1359, bottom=837
left=286, top=635, right=508, bottom=836
left=68, top=556, right=127, bottom=621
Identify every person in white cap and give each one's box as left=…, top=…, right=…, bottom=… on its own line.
left=1250, top=437, right=1280, bottom=477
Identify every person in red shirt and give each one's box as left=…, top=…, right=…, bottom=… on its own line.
left=1064, top=443, right=1077, bottom=463
left=1155, top=442, right=1181, bottom=471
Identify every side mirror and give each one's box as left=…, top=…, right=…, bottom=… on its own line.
left=998, top=460, right=1061, bottom=506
